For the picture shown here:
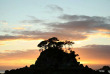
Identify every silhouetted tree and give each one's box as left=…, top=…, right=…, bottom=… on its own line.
left=37, top=37, right=75, bottom=52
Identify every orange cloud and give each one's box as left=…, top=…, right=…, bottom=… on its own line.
left=0, top=43, right=5, bottom=45
left=0, top=44, right=110, bottom=70
left=0, top=50, right=40, bottom=60
left=100, top=33, right=110, bottom=37
left=0, top=49, right=40, bottom=70
left=74, top=45, right=110, bottom=65
left=97, top=29, right=110, bottom=32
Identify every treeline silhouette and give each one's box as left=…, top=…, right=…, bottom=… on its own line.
left=5, top=37, right=109, bottom=74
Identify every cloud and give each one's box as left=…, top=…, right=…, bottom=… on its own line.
left=21, top=16, right=43, bottom=24
left=47, top=5, right=63, bottom=12
left=1, top=45, right=109, bottom=62
left=12, top=27, right=25, bottom=30
left=11, top=30, right=87, bottom=41
left=0, top=49, right=40, bottom=70
left=41, top=14, right=110, bottom=38
left=0, top=35, right=39, bottom=41
left=0, top=35, right=24, bottom=41
left=0, top=28, right=88, bottom=41
left=74, top=45, right=110, bottom=64
left=58, top=14, right=110, bottom=32
left=0, top=49, right=39, bottom=60
left=0, top=45, right=109, bottom=70
left=59, top=14, right=109, bottom=21
left=0, top=43, right=4, bottom=45
left=57, top=14, right=110, bottom=31
left=0, top=20, right=8, bottom=25
left=1, top=14, right=110, bottom=41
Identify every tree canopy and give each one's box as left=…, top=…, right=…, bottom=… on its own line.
left=37, top=37, right=74, bottom=52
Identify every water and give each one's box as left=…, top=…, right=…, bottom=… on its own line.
left=99, top=70, right=110, bottom=73
left=0, top=71, right=4, bottom=73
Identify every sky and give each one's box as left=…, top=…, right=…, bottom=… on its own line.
left=0, top=0, right=110, bottom=71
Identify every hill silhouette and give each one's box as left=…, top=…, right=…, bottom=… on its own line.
left=4, top=37, right=109, bottom=74
left=99, top=66, right=110, bottom=70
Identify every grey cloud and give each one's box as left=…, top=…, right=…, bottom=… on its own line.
left=11, top=30, right=87, bottom=41
left=47, top=5, right=63, bottom=12
left=27, top=16, right=38, bottom=19
left=10, top=14, right=110, bottom=41
left=59, top=14, right=109, bottom=22
left=0, top=35, right=40, bottom=41
left=83, top=45, right=110, bottom=48
left=59, top=14, right=91, bottom=21
left=2, top=14, right=110, bottom=41
left=0, top=32, right=87, bottom=41
left=50, top=14, right=110, bottom=33
left=0, top=35, right=21, bottom=41
left=0, top=20, right=8, bottom=25
left=51, top=20, right=99, bottom=32
left=21, top=16, right=43, bottom=24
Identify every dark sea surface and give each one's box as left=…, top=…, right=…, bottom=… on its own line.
left=0, top=70, right=110, bottom=74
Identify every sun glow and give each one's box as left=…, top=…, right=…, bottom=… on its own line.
left=0, top=59, right=35, bottom=67
left=79, top=60, right=110, bottom=65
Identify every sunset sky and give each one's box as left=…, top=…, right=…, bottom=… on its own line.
left=0, top=0, right=110, bottom=71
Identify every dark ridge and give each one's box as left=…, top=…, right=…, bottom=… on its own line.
left=99, top=66, right=110, bottom=70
